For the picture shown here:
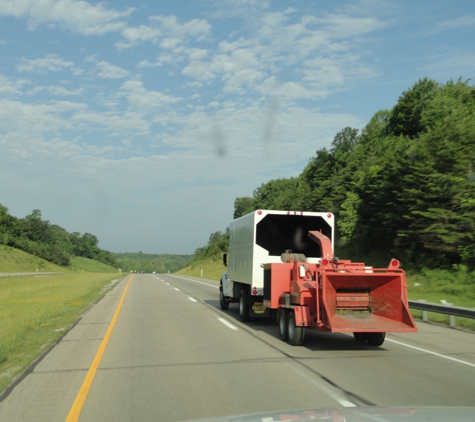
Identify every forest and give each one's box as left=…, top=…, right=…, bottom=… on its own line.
left=0, top=206, right=116, bottom=267
left=193, top=78, right=475, bottom=271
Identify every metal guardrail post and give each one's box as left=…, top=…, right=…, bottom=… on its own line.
left=418, top=300, right=428, bottom=322
left=449, top=314, right=456, bottom=327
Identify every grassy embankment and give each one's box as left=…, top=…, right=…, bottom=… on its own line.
left=176, top=259, right=224, bottom=281
left=0, top=245, right=123, bottom=393
left=69, top=256, right=119, bottom=273
left=0, top=245, right=67, bottom=273
left=178, top=258, right=475, bottom=330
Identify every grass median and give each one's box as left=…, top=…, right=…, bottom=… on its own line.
left=0, top=272, right=125, bottom=393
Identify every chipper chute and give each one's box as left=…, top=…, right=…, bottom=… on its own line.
left=309, top=230, right=417, bottom=334
left=321, top=271, right=417, bottom=332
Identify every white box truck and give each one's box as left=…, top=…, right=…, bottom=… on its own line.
left=220, top=209, right=334, bottom=321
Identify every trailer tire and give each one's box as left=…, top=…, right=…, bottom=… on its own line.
left=287, top=311, right=305, bottom=346
left=219, top=281, right=229, bottom=310
left=278, top=310, right=288, bottom=341
left=353, top=332, right=367, bottom=343
left=366, top=332, right=385, bottom=346
left=239, top=289, right=250, bottom=322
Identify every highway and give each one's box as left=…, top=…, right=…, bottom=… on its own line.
left=0, top=273, right=474, bottom=421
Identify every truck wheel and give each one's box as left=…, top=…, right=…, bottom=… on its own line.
left=353, top=332, right=367, bottom=343
left=366, top=332, right=385, bottom=346
left=239, top=289, right=250, bottom=322
left=278, top=310, right=288, bottom=341
left=219, top=281, right=229, bottom=310
left=287, top=311, right=305, bottom=346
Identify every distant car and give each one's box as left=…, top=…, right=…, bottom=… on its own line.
left=139, top=270, right=144, bottom=274
left=152, top=271, right=156, bottom=274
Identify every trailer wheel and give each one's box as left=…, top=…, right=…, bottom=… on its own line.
left=278, top=310, right=288, bottom=341
left=287, top=311, right=305, bottom=346
left=219, top=281, right=229, bottom=310
left=239, top=289, right=250, bottom=322
left=366, top=332, right=385, bottom=346
left=353, top=332, right=367, bottom=343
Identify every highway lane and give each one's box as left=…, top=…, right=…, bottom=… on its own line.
left=0, top=273, right=474, bottom=421
left=164, top=274, right=475, bottom=407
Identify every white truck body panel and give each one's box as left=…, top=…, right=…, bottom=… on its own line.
left=223, top=210, right=334, bottom=298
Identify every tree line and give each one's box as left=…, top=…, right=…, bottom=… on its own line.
left=0, top=205, right=116, bottom=267
left=198, top=77, right=475, bottom=270
left=114, top=252, right=192, bottom=274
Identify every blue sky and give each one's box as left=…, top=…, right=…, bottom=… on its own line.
left=1, top=0, right=474, bottom=255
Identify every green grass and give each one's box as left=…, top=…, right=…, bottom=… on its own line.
left=0, top=272, right=125, bottom=393
left=175, top=259, right=224, bottom=281
left=0, top=245, right=67, bottom=273
left=406, top=267, right=475, bottom=330
left=69, top=256, right=119, bottom=273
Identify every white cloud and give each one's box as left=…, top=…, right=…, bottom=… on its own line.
left=71, top=109, right=152, bottom=136
left=0, top=75, right=27, bottom=96
left=149, top=15, right=211, bottom=40
left=95, top=61, right=129, bottom=79
left=176, top=10, right=385, bottom=101
left=119, top=80, right=182, bottom=110
left=0, top=0, right=134, bottom=35
left=26, top=85, right=84, bottom=96
left=182, top=61, right=216, bottom=81
left=117, top=15, right=210, bottom=49
left=0, top=99, right=68, bottom=134
left=137, top=59, right=162, bottom=68
left=17, top=54, right=83, bottom=75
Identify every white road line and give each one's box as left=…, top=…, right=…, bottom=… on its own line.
left=217, top=318, right=238, bottom=331
left=170, top=275, right=219, bottom=289
left=166, top=283, right=170, bottom=285
left=386, top=338, right=475, bottom=368
left=188, top=297, right=198, bottom=303
left=174, top=288, right=180, bottom=291
left=287, top=365, right=356, bottom=408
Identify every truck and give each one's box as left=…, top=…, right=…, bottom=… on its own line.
left=220, top=209, right=417, bottom=347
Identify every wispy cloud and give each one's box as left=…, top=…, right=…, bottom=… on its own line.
left=433, top=15, right=475, bottom=33
left=17, top=54, right=83, bottom=75
left=117, top=15, right=211, bottom=49
left=0, top=0, right=134, bottom=35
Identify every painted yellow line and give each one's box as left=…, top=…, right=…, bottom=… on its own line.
left=65, top=275, right=134, bottom=422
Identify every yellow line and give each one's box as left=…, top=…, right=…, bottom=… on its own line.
left=65, top=275, right=134, bottom=422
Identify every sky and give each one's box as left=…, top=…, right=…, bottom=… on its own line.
left=0, top=0, right=474, bottom=255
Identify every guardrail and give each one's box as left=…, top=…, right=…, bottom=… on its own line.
left=409, top=300, right=475, bottom=327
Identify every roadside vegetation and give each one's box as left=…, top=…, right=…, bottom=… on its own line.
left=0, top=272, right=124, bottom=392
left=187, top=77, right=475, bottom=330
left=0, top=206, right=116, bottom=268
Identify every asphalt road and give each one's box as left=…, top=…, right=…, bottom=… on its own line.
left=0, top=273, right=474, bottom=421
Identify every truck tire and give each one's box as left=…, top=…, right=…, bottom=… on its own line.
left=278, top=310, right=288, bottom=341
left=239, top=289, right=250, bottom=322
left=219, top=281, right=229, bottom=310
left=287, top=311, right=305, bottom=346
left=366, top=332, right=385, bottom=346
